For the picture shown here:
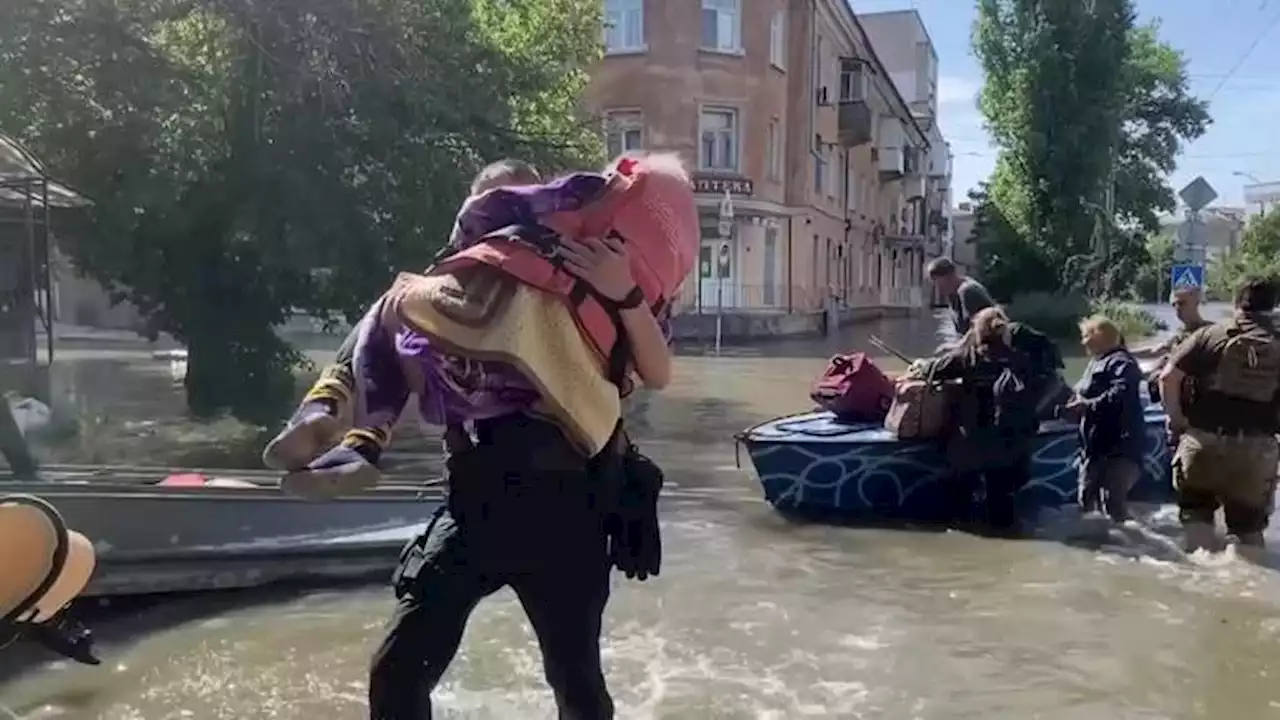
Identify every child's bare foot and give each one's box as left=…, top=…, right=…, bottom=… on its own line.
left=280, top=444, right=381, bottom=500
left=263, top=403, right=342, bottom=471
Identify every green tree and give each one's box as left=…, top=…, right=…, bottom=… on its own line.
left=1131, top=231, right=1176, bottom=301
left=973, top=0, right=1134, bottom=293
left=1113, top=24, right=1212, bottom=235
left=1210, top=207, right=1280, bottom=294
left=0, top=0, right=603, bottom=423
left=970, top=2, right=1208, bottom=299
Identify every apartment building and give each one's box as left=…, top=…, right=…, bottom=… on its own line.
left=588, top=0, right=943, bottom=323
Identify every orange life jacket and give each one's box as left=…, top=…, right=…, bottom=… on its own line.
left=433, top=154, right=699, bottom=373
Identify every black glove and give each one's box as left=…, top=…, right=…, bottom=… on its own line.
left=3, top=613, right=100, bottom=666
left=606, top=445, right=664, bottom=581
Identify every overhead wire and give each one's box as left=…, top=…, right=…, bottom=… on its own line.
left=1204, top=4, right=1280, bottom=102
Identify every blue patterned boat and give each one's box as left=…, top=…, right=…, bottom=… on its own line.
left=739, top=406, right=1173, bottom=522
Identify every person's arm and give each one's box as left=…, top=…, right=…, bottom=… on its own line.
left=1130, top=339, right=1171, bottom=360
left=620, top=305, right=672, bottom=390
left=1159, top=328, right=1211, bottom=427
left=923, top=347, right=971, bottom=382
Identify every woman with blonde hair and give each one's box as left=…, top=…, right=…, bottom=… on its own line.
left=1066, top=315, right=1144, bottom=522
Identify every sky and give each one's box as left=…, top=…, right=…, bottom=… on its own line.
left=851, top=0, right=1280, bottom=209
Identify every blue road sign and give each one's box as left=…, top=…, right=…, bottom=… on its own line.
left=1170, top=263, right=1204, bottom=289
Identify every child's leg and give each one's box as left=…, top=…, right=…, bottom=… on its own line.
left=262, top=328, right=358, bottom=470
left=281, top=297, right=412, bottom=499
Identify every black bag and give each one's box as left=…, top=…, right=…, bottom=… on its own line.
left=606, top=440, right=664, bottom=581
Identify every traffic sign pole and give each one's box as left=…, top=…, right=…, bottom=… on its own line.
left=714, top=190, right=734, bottom=356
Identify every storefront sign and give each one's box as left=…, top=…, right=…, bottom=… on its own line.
left=692, top=175, right=754, bottom=197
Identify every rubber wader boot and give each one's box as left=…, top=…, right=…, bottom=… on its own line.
left=1183, top=521, right=1217, bottom=553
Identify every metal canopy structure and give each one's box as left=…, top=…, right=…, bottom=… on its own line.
left=0, top=133, right=87, bottom=369
left=0, top=133, right=88, bottom=478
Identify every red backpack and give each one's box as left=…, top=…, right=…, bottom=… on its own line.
left=809, top=353, right=895, bottom=422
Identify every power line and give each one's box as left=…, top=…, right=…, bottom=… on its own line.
left=1205, top=7, right=1280, bottom=101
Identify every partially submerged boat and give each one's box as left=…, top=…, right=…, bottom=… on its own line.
left=738, top=406, right=1172, bottom=522
left=0, top=465, right=440, bottom=596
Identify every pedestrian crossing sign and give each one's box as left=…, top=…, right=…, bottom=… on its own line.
left=1170, top=263, right=1204, bottom=289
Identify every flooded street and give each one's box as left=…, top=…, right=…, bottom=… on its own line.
left=8, top=304, right=1280, bottom=719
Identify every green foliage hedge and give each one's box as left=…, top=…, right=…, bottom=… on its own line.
left=1003, top=292, right=1165, bottom=342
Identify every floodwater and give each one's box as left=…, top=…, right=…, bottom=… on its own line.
left=8, top=303, right=1280, bottom=719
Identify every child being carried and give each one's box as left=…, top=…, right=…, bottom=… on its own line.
left=270, top=153, right=697, bottom=499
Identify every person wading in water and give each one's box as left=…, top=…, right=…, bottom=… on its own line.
left=1131, top=285, right=1211, bottom=403
left=1160, top=277, right=1280, bottom=555
left=300, top=153, right=694, bottom=719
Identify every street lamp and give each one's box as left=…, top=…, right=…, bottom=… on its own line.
left=1234, top=170, right=1271, bottom=214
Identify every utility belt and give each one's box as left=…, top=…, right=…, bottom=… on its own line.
left=393, top=415, right=664, bottom=593
left=1187, top=424, right=1274, bottom=439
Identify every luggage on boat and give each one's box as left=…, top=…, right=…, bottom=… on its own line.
left=810, top=353, right=895, bottom=422
left=884, top=377, right=955, bottom=440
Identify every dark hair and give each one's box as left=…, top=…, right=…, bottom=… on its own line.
left=926, top=257, right=957, bottom=278
left=1234, top=277, right=1277, bottom=314
left=470, top=158, right=541, bottom=194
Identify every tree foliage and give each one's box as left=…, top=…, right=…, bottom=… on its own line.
left=0, top=0, right=604, bottom=423
left=1113, top=24, right=1212, bottom=235
left=969, top=1, right=1209, bottom=299
left=1210, top=207, right=1280, bottom=295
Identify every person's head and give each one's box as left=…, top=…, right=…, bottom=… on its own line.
left=541, top=152, right=699, bottom=302
left=926, top=257, right=962, bottom=295
left=969, top=306, right=1011, bottom=349
left=1079, top=315, right=1124, bottom=357
left=469, top=158, right=541, bottom=196
left=1169, top=285, right=1203, bottom=326
left=1234, top=277, right=1278, bottom=315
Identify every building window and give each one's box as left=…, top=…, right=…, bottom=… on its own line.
left=769, top=11, right=786, bottom=69
left=699, top=107, right=739, bottom=172
left=603, top=0, right=645, bottom=53
left=814, top=152, right=827, bottom=195
left=765, top=119, right=781, bottom=181
left=839, top=58, right=868, bottom=103
left=604, top=110, right=644, bottom=157
left=701, top=0, right=741, bottom=53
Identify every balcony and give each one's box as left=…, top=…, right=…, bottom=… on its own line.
left=927, top=142, right=951, bottom=179
left=837, top=101, right=873, bottom=147
left=878, top=147, right=904, bottom=179
left=903, top=174, right=926, bottom=200
left=928, top=210, right=948, bottom=240
left=836, top=57, right=873, bottom=147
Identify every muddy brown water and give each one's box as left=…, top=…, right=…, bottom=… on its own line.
left=8, top=304, right=1280, bottom=719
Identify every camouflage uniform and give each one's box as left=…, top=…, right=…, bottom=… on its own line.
left=1167, top=313, right=1280, bottom=547
left=1145, top=318, right=1213, bottom=404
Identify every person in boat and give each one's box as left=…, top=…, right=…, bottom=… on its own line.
left=1159, top=277, right=1280, bottom=553
left=925, top=257, right=995, bottom=345
left=1, top=494, right=100, bottom=665
left=261, top=158, right=543, bottom=473
left=1130, top=285, right=1211, bottom=403
left=1067, top=315, right=1145, bottom=523
left=318, top=152, right=692, bottom=719
left=912, top=306, right=1047, bottom=535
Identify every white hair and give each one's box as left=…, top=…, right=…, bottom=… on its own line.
left=1170, top=285, right=1203, bottom=303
